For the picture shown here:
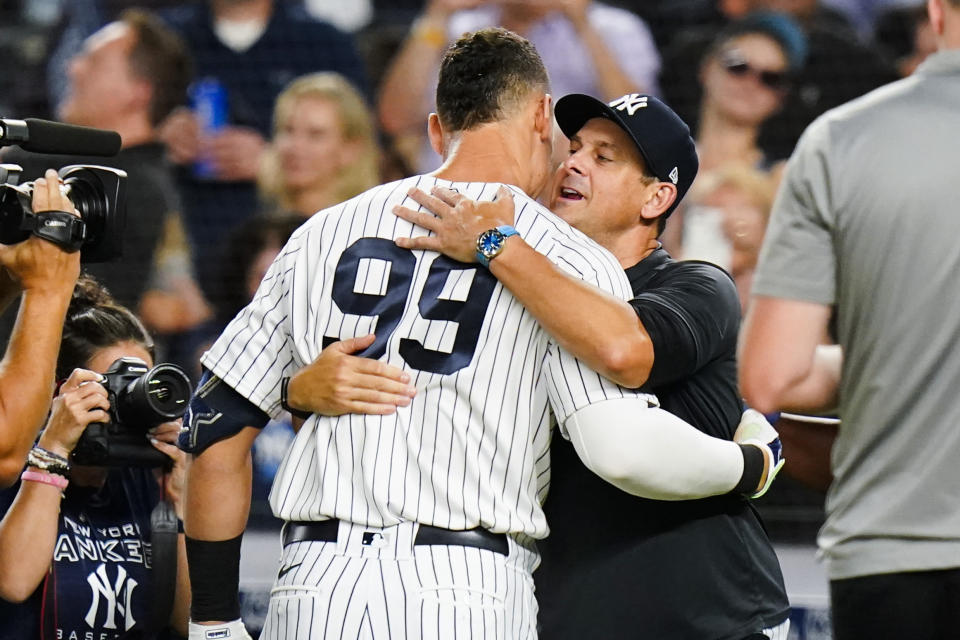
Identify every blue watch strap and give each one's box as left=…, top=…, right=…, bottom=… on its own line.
left=476, top=225, right=519, bottom=267
left=476, top=245, right=492, bottom=268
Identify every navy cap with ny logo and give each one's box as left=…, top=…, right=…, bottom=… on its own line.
left=554, top=92, right=699, bottom=215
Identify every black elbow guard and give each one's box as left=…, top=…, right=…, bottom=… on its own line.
left=178, top=369, right=270, bottom=454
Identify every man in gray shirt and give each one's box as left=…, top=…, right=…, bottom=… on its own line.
left=738, top=0, right=960, bottom=637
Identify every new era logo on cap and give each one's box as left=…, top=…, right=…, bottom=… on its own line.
left=608, top=93, right=648, bottom=116
left=669, top=167, right=679, bottom=184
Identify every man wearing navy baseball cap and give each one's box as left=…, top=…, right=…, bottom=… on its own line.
left=389, top=91, right=790, bottom=639
left=553, top=92, right=699, bottom=219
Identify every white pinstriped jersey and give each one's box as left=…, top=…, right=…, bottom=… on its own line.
left=202, top=175, right=651, bottom=539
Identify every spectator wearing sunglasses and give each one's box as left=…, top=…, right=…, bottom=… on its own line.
left=659, top=13, right=802, bottom=269
left=661, top=3, right=897, bottom=163
left=695, top=12, right=806, bottom=176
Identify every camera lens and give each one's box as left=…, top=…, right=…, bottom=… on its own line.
left=117, top=363, right=192, bottom=429
left=62, top=172, right=103, bottom=237
left=59, top=165, right=127, bottom=262
left=144, top=365, right=191, bottom=417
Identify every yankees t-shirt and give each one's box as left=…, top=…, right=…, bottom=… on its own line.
left=0, top=468, right=164, bottom=640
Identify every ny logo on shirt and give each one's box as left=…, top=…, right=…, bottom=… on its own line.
left=84, top=563, right=138, bottom=631
left=608, top=93, right=648, bottom=116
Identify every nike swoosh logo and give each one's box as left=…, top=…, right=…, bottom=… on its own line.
left=277, top=563, right=303, bottom=579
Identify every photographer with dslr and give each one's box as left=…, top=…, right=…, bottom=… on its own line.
left=0, top=169, right=80, bottom=487
left=0, top=276, right=190, bottom=639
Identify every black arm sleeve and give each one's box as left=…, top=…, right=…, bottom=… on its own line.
left=178, top=369, right=271, bottom=454
left=629, top=262, right=741, bottom=389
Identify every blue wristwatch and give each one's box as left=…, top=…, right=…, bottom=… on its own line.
left=476, top=225, right=519, bottom=267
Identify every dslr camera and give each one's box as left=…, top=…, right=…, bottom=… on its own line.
left=0, top=163, right=126, bottom=262
left=72, top=357, right=193, bottom=467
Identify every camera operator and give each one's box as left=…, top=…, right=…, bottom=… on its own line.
left=0, top=276, right=189, bottom=639
left=0, top=169, right=81, bottom=487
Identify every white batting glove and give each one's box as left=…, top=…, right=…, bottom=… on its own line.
left=188, top=619, right=252, bottom=640
left=734, top=409, right=786, bottom=498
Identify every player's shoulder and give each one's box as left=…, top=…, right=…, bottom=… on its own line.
left=502, top=185, right=585, bottom=243
left=506, top=187, right=608, bottom=254
left=501, top=185, right=631, bottom=293
left=297, top=176, right=420, bottom=228
left=289, top=175, right=466, bottom=257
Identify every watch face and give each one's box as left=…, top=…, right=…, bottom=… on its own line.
left=478, top=229, right=504, bottom=258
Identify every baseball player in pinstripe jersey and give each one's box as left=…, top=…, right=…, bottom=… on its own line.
left=386, top=93, right=791, bottom=639
left=179, top=28, right=784, bottom=640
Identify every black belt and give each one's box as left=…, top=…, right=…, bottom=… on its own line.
left=282, top=519, right=509, bottom=556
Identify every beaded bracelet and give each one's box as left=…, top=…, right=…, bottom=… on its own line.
left=21, top=469, right=69, bottom=490
left=27, top=446, right=71, bottom=479
left=29, top=445, right=70, bottom=466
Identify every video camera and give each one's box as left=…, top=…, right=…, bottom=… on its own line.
left=0, top=118, right=126, bottom=262
left=0, top=164, right=127, bottom=262
left=72, top=357, right=193, bottom=467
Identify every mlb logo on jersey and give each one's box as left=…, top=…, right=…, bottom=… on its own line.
left=362, top=531, right=386, bottom=547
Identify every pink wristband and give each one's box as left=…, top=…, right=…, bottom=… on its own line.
left=21, top=470, right=69, bottom=490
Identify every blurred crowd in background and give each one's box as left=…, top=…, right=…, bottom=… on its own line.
left=0, top=0, right=934, bottom=531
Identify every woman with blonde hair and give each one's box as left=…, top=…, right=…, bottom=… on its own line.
left=259, top=72, right=380, bottom=216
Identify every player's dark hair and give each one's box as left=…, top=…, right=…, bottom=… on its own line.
left=58, top=274, right=155, bottom=379
left=435, top=27, right=549, bottom=132
left=121, top=8, right=193, bottom=127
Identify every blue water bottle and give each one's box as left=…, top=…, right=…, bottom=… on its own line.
left=190, top=77, right=228, bottom=179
